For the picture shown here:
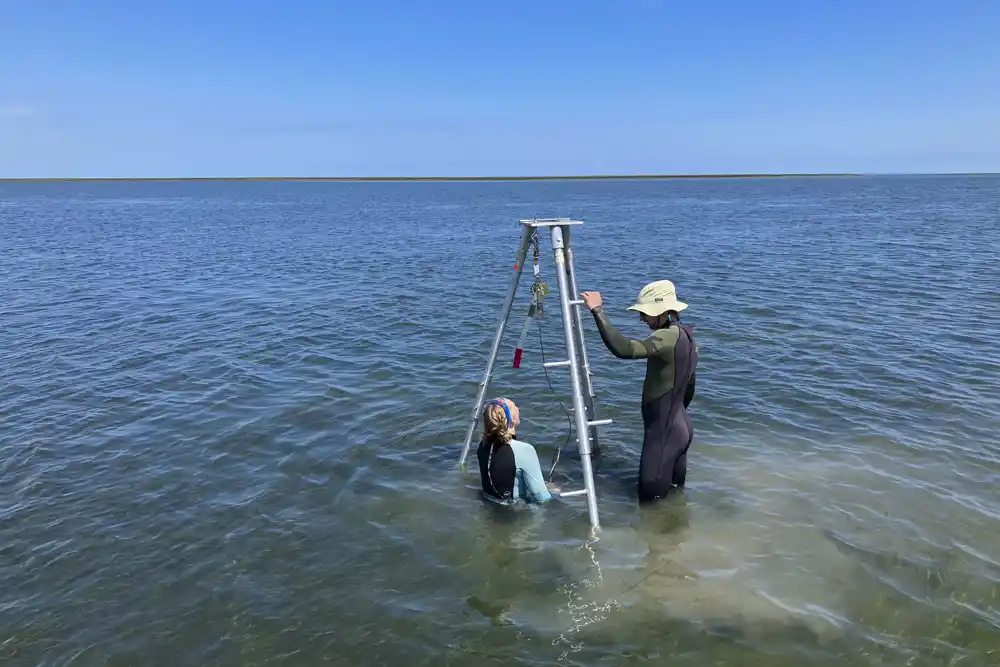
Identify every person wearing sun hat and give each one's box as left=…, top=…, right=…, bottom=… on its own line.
left=581, top=280, right=699, bottom=502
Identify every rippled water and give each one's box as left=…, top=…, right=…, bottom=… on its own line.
left=2, top=176, right=1000, bottom=666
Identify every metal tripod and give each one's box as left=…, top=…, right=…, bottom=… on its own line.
left=457, top=218, right=611, bottom=531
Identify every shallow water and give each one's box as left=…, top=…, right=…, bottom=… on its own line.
left=2, top=176, right=1000, bottom=666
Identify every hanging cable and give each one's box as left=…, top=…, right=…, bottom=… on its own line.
left=537, top=313, right=575, bottom=480
left=508, top=230, right=573, bottom=480
left=508, top=230, right=604, bottom=482
left=512, top=231, right=546, bottom=368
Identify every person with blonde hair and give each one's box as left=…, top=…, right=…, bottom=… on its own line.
left=475, top=397, right=556, bottom=503
left=581, top=280, right=699, bottom=502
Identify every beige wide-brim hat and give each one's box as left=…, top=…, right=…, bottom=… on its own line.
left=626, top=280, right=688, bottom=317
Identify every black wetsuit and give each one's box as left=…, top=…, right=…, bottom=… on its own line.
left=590, top=306, right=699, bottom=501
left=477, top=438, right=516, bottom=500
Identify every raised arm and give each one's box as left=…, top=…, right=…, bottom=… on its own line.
left=590, top=306, right=679, bottom=359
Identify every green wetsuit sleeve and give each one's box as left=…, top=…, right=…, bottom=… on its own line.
left=590, top=306, right=679, bottom=359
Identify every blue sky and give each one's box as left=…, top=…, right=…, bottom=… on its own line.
left=1, top=0, right=998, bottom=177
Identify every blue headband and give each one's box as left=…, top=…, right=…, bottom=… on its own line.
left=488, top=398, right=512, bottom=429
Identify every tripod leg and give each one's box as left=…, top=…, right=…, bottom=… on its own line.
left=563, top=226, right=601, bottom=456
left=551, top=224, right=600, bottom=531
left=458, top=224, right=534, bottom=468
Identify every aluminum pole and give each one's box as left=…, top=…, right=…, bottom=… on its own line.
left=562, top=226, right=601, bottom=455
left=551, top=225, right=601, bottom=530
left=458, top=224, right=534, bottom=468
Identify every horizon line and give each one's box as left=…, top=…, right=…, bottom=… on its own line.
left=1, top=171, right=998, bottom=183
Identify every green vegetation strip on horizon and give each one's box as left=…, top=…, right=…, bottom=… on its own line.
left=2, top=173, right=871, bottom=182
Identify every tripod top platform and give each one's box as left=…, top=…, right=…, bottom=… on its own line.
left=520, top=217, right=584, bottom=228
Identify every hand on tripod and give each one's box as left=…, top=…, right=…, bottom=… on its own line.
left=581, top=291, right=602, bottom=310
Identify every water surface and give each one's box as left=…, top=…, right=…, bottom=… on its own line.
left=2, top=176, right=1000, bottom=666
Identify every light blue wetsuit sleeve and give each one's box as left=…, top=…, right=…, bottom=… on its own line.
left=509, top=439, right=552, bottom=503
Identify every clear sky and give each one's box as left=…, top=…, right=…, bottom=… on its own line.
left=2, top=0, right=998, bottom=178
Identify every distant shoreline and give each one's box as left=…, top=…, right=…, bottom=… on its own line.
left=0, top=172, right=995, bottom=183
left=2, top=173, right=859, bottom=183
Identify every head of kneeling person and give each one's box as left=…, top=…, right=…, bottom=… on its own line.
left=478, top=397, right=518, bottom=500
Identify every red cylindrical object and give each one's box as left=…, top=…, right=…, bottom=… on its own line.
left=512, top=347, right=523, bottom=368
